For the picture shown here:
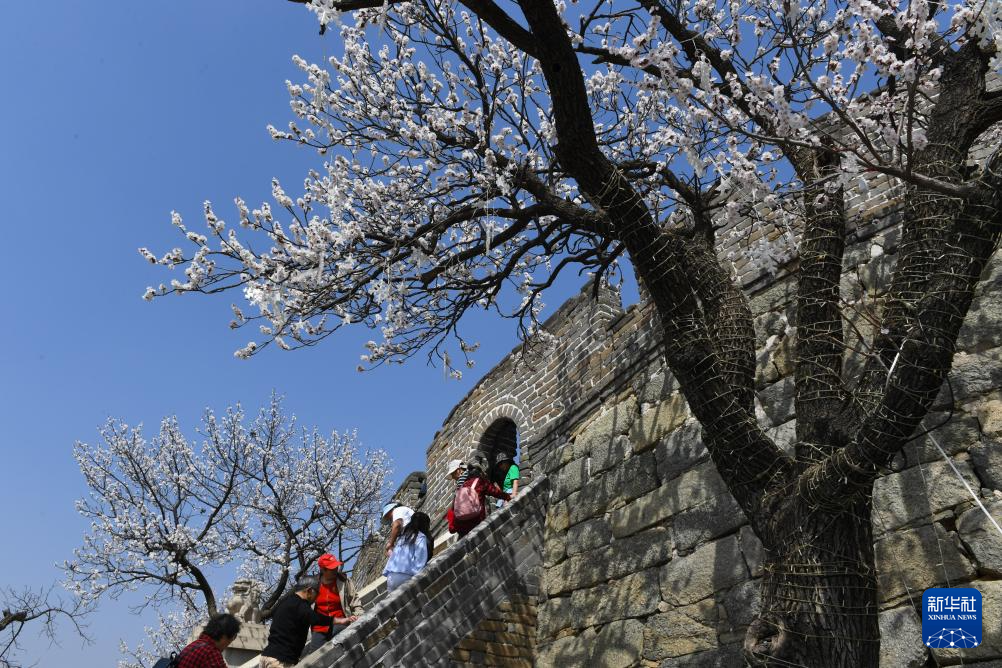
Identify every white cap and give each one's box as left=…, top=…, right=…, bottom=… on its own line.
left=446, top=459, right=465, bottom=478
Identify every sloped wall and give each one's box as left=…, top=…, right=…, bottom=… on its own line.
left=300, top=477, right=547, bottom=668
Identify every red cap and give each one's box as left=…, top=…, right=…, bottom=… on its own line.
left=317, top=553, right=343, bottom=570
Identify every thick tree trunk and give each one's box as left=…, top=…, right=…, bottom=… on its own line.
left=745, top=493, right=879, bottom=667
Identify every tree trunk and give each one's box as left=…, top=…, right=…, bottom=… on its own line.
left=745, top=492, right=879, bottom=667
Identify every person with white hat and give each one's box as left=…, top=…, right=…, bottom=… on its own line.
left=382, top=500, right=415, bottom=558
left=445, top=459, right=468, bottom=487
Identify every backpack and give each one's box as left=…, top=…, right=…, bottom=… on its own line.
left=151, top=654, right=179, bottom=668
left=452, top=477, right=483, bottom=522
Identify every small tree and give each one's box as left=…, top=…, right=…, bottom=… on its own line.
left=144, top=0, right=1002, bottom=663
left=0, top=585, right=89, bottom=668
left=65, top=395, right=390, bottom=658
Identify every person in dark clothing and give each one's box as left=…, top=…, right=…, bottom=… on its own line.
left=175, top=613, right=241, bottom=668
left=259, top=576, right=336, bottom=667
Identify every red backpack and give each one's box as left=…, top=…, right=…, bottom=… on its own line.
left=452, top=477, right=484, bottom=522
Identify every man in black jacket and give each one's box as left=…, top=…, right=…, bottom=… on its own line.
left=259, top=576, right=337, bottom=668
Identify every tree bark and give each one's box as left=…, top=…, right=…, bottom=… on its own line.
left=745, top=494, right=879, bottom=667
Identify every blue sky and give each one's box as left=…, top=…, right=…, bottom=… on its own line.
left=0, top=2, right=604, bottom=665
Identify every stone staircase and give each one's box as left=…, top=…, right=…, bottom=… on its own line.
left=296, top=476, right=549, bottom=667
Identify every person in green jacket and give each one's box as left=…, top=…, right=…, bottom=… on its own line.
left=493, top=456, right=520, bottom=507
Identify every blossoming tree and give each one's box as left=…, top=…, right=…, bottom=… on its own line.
left=65, top=395, right=390, bottom=663
left=1, top=586, right=89, bottom=668
left=144, top=0, right=1002, bottom=663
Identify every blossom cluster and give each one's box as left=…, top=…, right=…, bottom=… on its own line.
left=143, top=0, right=1001, bottom=367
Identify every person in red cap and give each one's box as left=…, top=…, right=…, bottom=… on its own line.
left=306, top=553, right=363, bottom=654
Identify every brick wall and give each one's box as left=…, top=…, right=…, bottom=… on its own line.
left=450, top=595, right=538, bottom=667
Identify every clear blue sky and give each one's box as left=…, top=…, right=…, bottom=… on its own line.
left=0, top=2, right=602, bottom=665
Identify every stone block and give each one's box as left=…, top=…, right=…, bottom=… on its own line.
left=655, top=420, right=708, bottom=483
left=656, top=643, right=744, bottom=667
left=901, top=413, right=980, bottom=467
left=545, top=497, right=572, bottom=534
left=755, top=343, right=780, bottom=388
left=569, top=568, right=662, bottom=627
left=592, top=434, right=633, bottom=475
left=977, top=400, right=1002, bottom=438
left=670, top=493, right=747, bottom=553
left=720, top=578, right=761, bottom=631
left=572, top=395, right=639, bottom=458
left=935, top=349, right=1002, bottom=407
left=931, top=580, right=1002, bottom=663
left=545, top=528, right=671, bottom=595
left=544, top=532, right=566, bottom=567
left=643, top=610, right=717, bottom=661
left=738, top=525, right=765, bottom=578
left=765, top=419, right=796, bottom=454
left=878, top=605, right=926, bottom=668
left=537, top=596, right=573, bottom=639
left=612, top=462, right=729, bottom=538
left=634, top=366, right=679, bottom=405
left=971, top=440, right=1002, bottom=490
left=630, top=394, right=691, bottom=453
left=551, top=456, right=589, bottom=503
left=566, top=517, right=613, bottom=557
left=754, top=310, right=790, bottom=347
left=873, top=459, right=980, bottom=532
left=958, top=501, right=1002, bottom=576
left=535, top=628, right=596, bottom=668
left=592, top=619, right=645, bottom=668
left=602, top=450, right=661, bottom=512
left=757, top=376, right=795, bottom=426
left=957, top=266, right=1002, bottom=351
left=661, top=534, right=749, bottom=606
left=859, top=253, right=895, bottom=296
left=561, top=451, right=659, bottom=528
left=875, top=523, right=975, bottom=602
left=748, top=276, right=796, bottom=314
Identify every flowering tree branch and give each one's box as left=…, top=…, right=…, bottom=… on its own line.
left=66, top=395, right=390, bottom=641
left=0, top=586, right=90, bottom=668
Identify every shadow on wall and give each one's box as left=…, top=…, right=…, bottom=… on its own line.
left=536, top=360, right=771, bottom=666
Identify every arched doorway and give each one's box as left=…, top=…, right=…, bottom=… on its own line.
left=477, top=417, right=518, bottom=486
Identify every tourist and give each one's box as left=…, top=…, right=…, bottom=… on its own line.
left=174, top=613, right=241, bottom=668
left=306, top=553, right=362, bottom=654
left=445, top=459, right=468, bottom=487
left=382, top=501, right=415, bottom=557
left=382, top=511, right=433, bottom=591
left=259, top=576, right=337, bottom=667
left=493, top=455, right=520, bottom=507
left=451, top=458, right=510, bottom=537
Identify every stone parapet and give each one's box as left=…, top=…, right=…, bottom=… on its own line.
left=296, top=476, right=548, bottom=668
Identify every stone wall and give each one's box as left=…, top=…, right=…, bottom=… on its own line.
left=450, top=595, right=538, bottom=667
left=533, top=219, right=1002, bottom=667
left=298, top=476, right=548, bottom=668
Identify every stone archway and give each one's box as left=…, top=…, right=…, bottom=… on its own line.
left=478, top=417, right=518, bottom=465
